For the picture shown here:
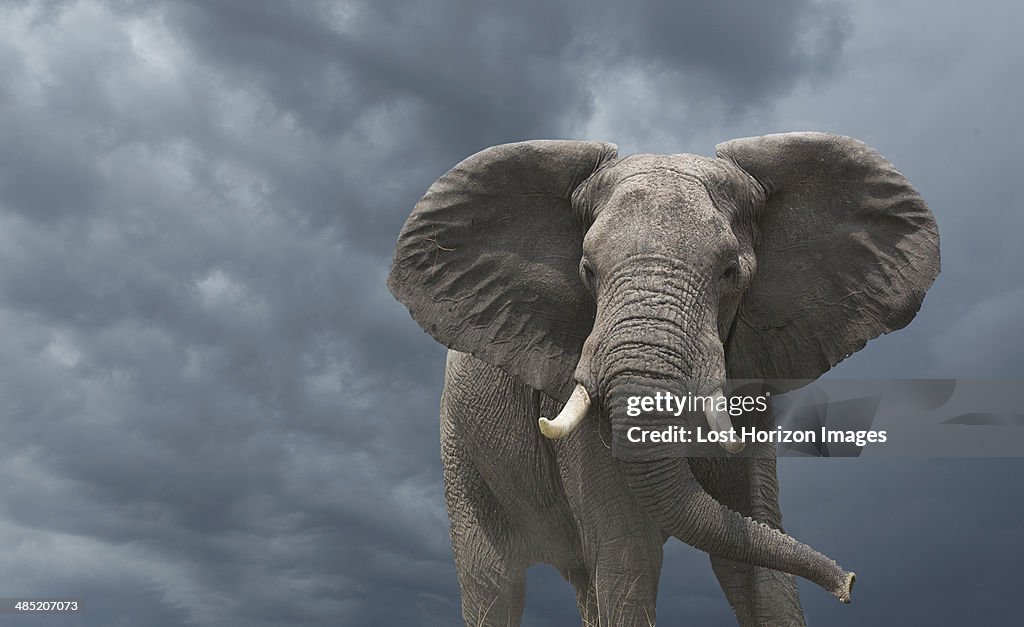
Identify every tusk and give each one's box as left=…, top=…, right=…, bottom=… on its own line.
left=538, top=384, right=591, bottom=439
left=706, top=388, right=745, bottom=454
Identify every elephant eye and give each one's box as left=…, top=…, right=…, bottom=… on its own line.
left=580, top=257, right=597, bottom=291
left=720, top=261, right=739, bottom=284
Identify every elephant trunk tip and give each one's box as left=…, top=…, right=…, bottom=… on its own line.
left=834, top=571, right=856, bottom=604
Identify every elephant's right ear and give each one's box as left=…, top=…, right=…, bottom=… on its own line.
left=387, top=140, right=617, bottom=401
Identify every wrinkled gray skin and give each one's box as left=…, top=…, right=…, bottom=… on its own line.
left=388, top=134, right=940, bottom=626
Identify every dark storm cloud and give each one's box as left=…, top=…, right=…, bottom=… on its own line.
left=0, top=0, right=1021, bottom=625
left=578, top=0, right=850, bottom=102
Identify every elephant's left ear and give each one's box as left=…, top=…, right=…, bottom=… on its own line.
left=717, top=132, right=940, bottom=384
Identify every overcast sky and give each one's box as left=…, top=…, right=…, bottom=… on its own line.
left=1, top=1, right=1022, bottom=625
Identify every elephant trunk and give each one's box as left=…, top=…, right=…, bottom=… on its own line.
left=608, top=386, right=855, bottom=603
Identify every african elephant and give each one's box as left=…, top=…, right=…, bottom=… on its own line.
left=387, top=133, right=940, bottom=626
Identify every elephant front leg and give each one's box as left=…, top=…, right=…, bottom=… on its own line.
left=443, top=452, right=529, bottom=626
left=691, top=451, right=806, bottom=626
left=558, top=566, right=600, bottom=625
left=451, top=539, right=527, bottom=627
left=574, top=536, right=662, bottom=627
left=551, top=401, right=663, bottom=627
left=442, top=415, right=529, bottom=625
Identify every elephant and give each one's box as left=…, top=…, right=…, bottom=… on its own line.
left=387, top=133, right=940, bottom=626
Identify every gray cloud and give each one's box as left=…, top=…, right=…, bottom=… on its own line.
left=0, top=0, right=1021, bottom=625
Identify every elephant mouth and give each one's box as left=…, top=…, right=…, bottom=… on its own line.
left=538, top=381, right=745, bottom=453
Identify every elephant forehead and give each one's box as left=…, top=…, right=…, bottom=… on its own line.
left=584, top=178, right=734, bottom=265
left=598, top=156, right=720, bottom=218
left=587, top=154, right=724, bottom=209
left=606, top=153, right=716, bottom=180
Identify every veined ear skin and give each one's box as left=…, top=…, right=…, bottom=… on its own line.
left=388, top=140, right=618, bottom=401
left=717, top=132, right=940, bottom=387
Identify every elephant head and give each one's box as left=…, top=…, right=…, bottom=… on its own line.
left=387, top=134, right=940, bottom=602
